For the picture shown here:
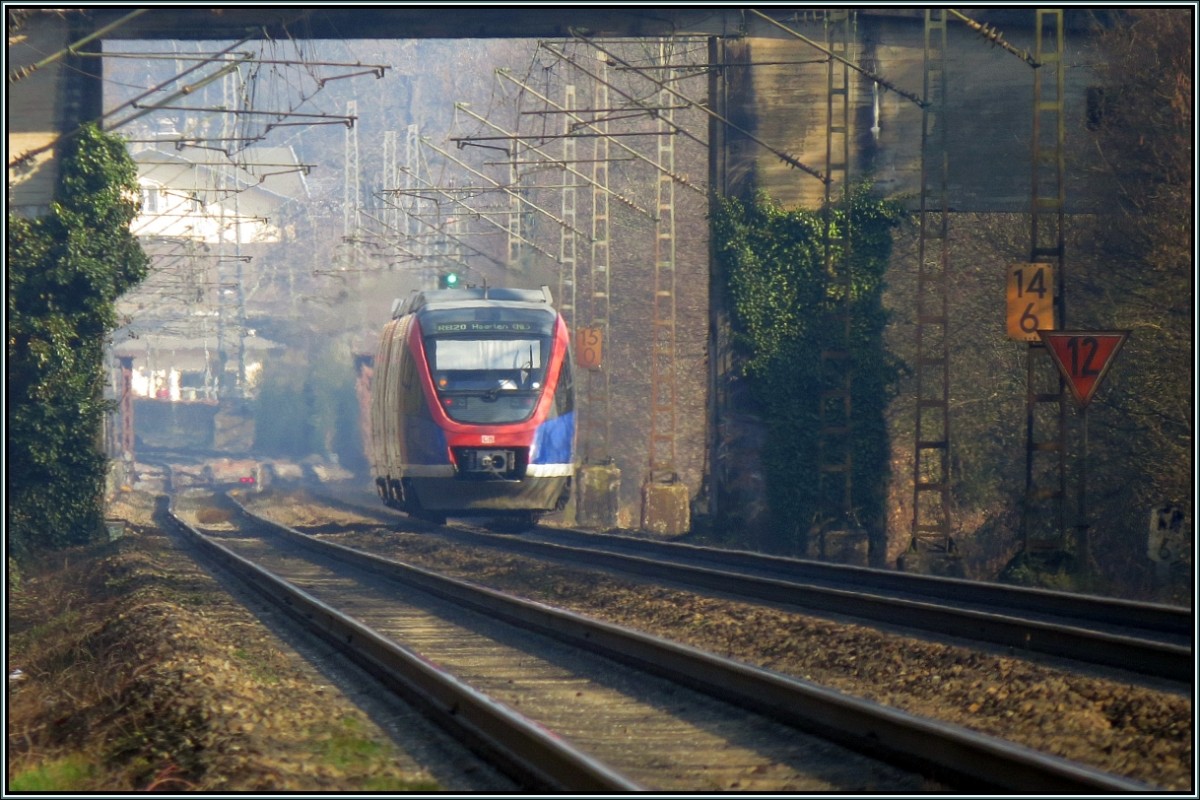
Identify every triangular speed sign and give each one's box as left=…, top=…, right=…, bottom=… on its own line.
left=1037, top=330, right=1130, bottom=408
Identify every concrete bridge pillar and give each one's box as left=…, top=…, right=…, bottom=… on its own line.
left=8, top=11, right=104, bottom=216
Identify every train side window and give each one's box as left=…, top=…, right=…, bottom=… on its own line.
left=555, top=354, right=574, bottom=416
left=401, top=357, right=423, bottom=411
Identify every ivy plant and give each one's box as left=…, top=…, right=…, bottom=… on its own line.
left=712, top=185, right=905, bottom=554
left=7, top=124, right=149, bottom=560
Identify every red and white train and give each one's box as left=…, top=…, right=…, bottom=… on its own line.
left=369, top=286, right=576, bottom=525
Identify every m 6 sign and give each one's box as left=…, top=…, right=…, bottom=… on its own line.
left=1037, top=330, right=1130, bottom=408
left=1007, top=262, right=1054, bottom=341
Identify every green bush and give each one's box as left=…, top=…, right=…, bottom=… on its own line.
left=7, top=125, right=149, bottom=561
left=713, top=186, right=905, bottom=554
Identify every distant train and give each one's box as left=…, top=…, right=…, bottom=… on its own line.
left=369, top=286, right=576, bottom=525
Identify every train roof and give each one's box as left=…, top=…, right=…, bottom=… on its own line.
left=391, top=286, right=555, bottom=319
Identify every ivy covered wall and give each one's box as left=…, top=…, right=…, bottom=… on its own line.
left=711, top=185, right=905, bottom=558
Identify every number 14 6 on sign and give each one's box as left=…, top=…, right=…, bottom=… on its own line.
left=1007, top=262, right=1055, bottom=341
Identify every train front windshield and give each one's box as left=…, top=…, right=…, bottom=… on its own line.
left=421, top=307, right=556, bottom=424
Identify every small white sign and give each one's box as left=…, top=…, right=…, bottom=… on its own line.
left=1147, top=504, right=1189, bottom=563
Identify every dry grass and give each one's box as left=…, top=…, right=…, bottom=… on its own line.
left=6, top=502, right=439, bottom=792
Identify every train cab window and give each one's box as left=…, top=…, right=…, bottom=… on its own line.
left=426, top=336, right=550, bottom=424
left=432, top=340, right=544, bottom=384
left=420, top=306, right=558, bottom=424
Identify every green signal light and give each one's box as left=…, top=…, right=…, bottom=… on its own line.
left=439, top=272, right=460, bottom=289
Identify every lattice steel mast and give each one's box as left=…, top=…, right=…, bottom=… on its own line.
left=817, top=11, right=854, bottom=547
left=647, top=39, right=680, bottom=486
left=1022, top=9, right=1068, bottom=555
left=910, top=9, right=954, bottom=555
left=585, top=54, right=613, bottom=464
left=558, top=84, right=578, bottom=326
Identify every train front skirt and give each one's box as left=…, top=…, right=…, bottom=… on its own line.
left=405, top=470, right=571, bottom=512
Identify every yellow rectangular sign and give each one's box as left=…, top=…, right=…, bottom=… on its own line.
left=1007, top=262, right=1055, bottom=341
left=576, top=327, right=603, bottom=369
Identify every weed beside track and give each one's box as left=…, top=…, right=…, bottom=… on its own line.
left=6, top=491, right=438, bottom=792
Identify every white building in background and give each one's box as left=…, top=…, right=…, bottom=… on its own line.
left=114, top=132, right=309, bottom=405
left=112, top=329, right=282, bottom=403
left=130, top=143, right=309, bottom=244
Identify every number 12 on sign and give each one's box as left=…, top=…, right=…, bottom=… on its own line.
left=1037, top=331, right=1130, bottom=408
left=1007, top=262, right=1055, bottom=341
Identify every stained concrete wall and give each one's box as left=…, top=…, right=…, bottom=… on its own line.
left=7, top=14, right=69, bottom=216
left=725, top=11, right=1114, bottom=213
left=132, top=399, right=218, bottom=450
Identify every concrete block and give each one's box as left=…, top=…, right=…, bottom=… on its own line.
left=577, top=464, right=621, bottom=529
left=809, top=529, right=869, bottom=566
left=641, top=482, right=690, bottom=537
left=104, top=520, right=126, bottom=541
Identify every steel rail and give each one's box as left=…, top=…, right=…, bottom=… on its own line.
left=434, top=525, right=1192, bottom=683
left=304, top=487, right=1191, bottom=679
left=225, top=494, right=1151, bottom=793
left=157, top=496, right=643, bottom=792
left=533, top=528, right=1194, bottom=640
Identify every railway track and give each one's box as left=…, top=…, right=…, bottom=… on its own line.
left=164, top=488, right=1150, bottom=792
left=309, top=484, right=1194, bottom=684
